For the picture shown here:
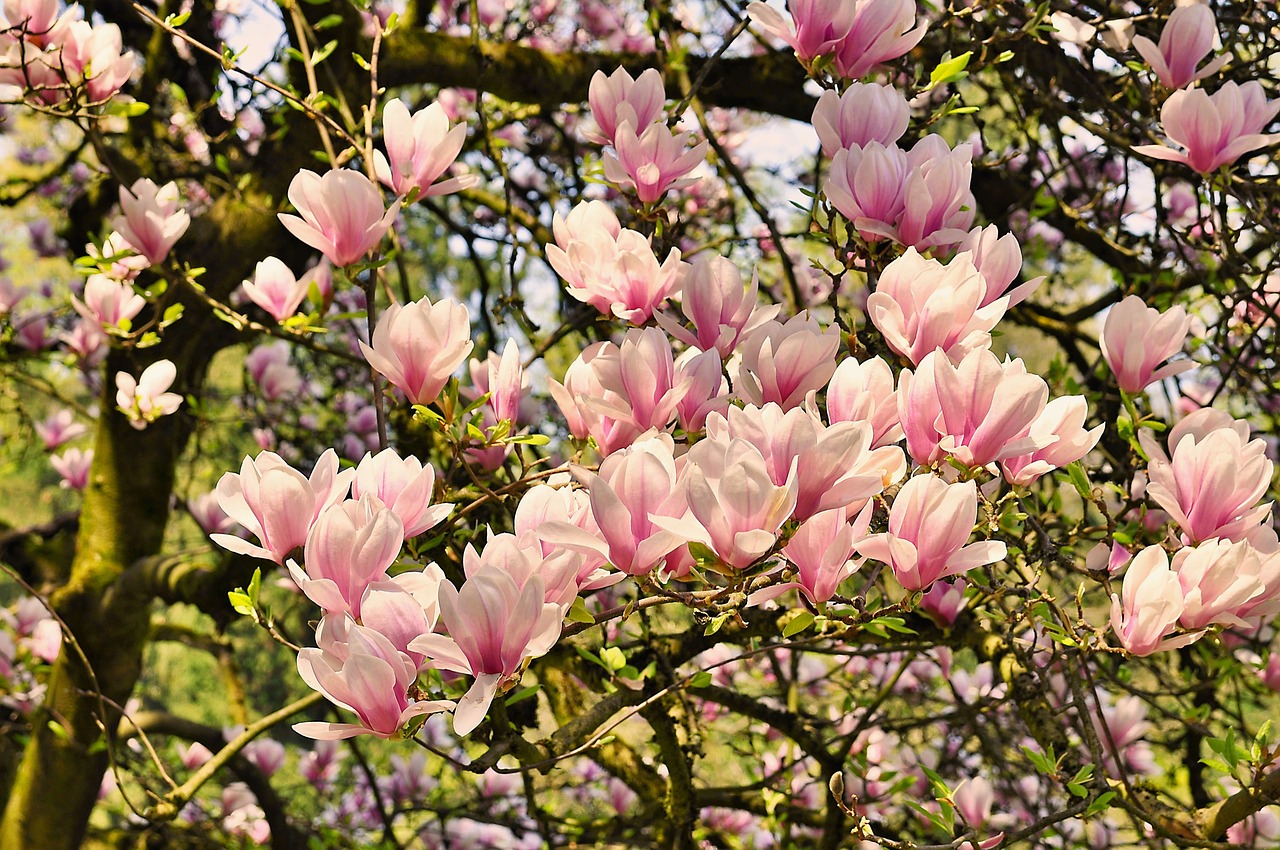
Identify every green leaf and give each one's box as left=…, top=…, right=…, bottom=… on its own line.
left=929, top=51, right=972, bottom=88
left=313, top=13, right=343, bottom=29
left=1065, top=462, right=1093, bottom=501
left=689, top=671, right=713, bottom=688
left=164, top=9, right=191, bottom=26
left=310, top=39, right=338, bottom=66
left=1085, top=791, right=1116, bottom=817
left=703, top=612, right=731, bottom=636
left=566, top=597, right=594, bottom=624
left=783, top=611, right=815, bottom=638
left=247, top=567, right=262, bottom=606
left=600, top=646, right=626, bottom=673
left=504, top=685, right=539, bottom=707
left=228, top=591, right=254, bottom=616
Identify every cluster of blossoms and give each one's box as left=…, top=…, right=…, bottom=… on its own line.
left=0, top=0, right=135, bottom=105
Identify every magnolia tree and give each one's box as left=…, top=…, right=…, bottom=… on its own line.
left=1, top=0, right=1280, bottom=848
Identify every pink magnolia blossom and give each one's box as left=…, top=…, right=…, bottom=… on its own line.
left=278, top=169, right=401, bottom=267
left=0, top=278, right=27, bottom=315
left=999, top=396, right=1103, bottom=487
left=867, top=248, right=1005, bottom=365
left=893, top=137, right=976, bottom=250
left=111, top=178, right=189, bottom=265
left=1171, top=539, right=1266, bottom=631
left=212, top=448, right=353, bottom=563
left=546, top=204, right=686, bottom=324
left=287, top=495, right=404, bottom=618
left=295, top=616, right=452, bottom=740
left=812, top=84, right=909, bottom=156
left=575, top=433, right=691, bottom=577
left=115, top=359, right=183, bottom=430
left=747, top=0, right=858, bottom=71
left=4, top=0, right=69, bottom=43
left=1132, top=4, right=1227, bottom=90
left=359, top=574, right=443, bottom=666
left=654, top=255, right=780, bottom=358
left=825, top=356, right=902, bottom=448
left=87, top=232, right=149, bottom=281
left=1143, top=413, right=1273, bottom=544
left=549, top=342, right=640, bottom=455
left=242, top=257, right=308, bottom=323
left=53, top=19, right=135, bottom=102
left=50, top=447, right=92, bottom=490
left=12, top=313, right=50, bottom=351
left=1109, top=546, right=1201, bottom=656
left=674, top=347, right=730, bottom=432
left=655, top=437, right=798, bottom=570
left=706, top=403, right=903, bottom=522
left=374, top=99, right=478, bottom=198
left=603, top=120, right=708, bottom=204
left=61, top=318, right=106, bottom=368
left=462, top=339, right=528, bottom=470
left=831, top=0, right=927, bottom=80
left=733, top=312, right=842, bottom=409
left=919, top=578, right=967, bottom=626
left=408, top=567, right=564, bottom=735
left=72, top=274, right=144, bottom=330
left=462, top=531, right=582, bottom=610
left=352, top=448, right=453, bottom=539
left=1100, top=295, right=1194, bottom=395
left=1133, top=82, right=1280, bottom=175
left=957, top=224, right=1043, bottom=308
left=855, top=475, right=1007, bottom=592
left=898, top=348, right=1049, bottom=468
left=513, top=482, right=611, bottom=585
left=748, top=508, right=870, bottom=606
left=188, top=491, right=237, bottom=535
left=359, top=295, right=473, bottom=405
left=587, top=67, right=666, bottom=145
left=588, top=327, right=690, bottom=435
left=33, top=408, right=87, bottom=450
left=823, top=142, right=907, bottom=242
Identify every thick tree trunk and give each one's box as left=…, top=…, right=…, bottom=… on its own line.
left=0, top=356, right=183, bottom=850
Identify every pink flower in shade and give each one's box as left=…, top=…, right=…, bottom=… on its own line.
left=61, top=318, right=107, bottom=368
left=957, top=224, right=1043, bottom=308
left=898, top=348, right=1049, bottom=468
left=893, top=137, right=976, bottom=250
left=674, top=347, right=731, bottom=432
left=653, top=255, right=780, bottom=358
left=4, top=0, right=69, bottom=43
left=242, top=257, right=308, bottom=323
left=374, top=99, right=478, bottom=199
left=86, top=232, right=149, bottom=281
left=408, top=567, right=564, bottom=735
left=1109, top=545, right=1202, bottom=656
left=1086, top=541, right=1133, bottom=576
left=919, top=578, right=967, bottom=626
left=278, top=169, right=401, bottom=267
left=733, top=312, right=842, bottom=410
left=1132, top=4, right=1227, bottom=90
left=0, top=278, right=27, bottom=315
left=823, top=142, right=908, bottom=242
left=50, top=447, right=92, bottom=490
left=1100, top=295, right=1194, bottom=395
left=33, top=408, right=87, bottom=450
left=188, top=491, right=238, bottom=535
left=812, top=84, right=909, bottom=157
left=572, top=433, right=691, bottom=577
left=352, top=448, right=453, bottom=539
left=831, top=0, right=927, bottom=80
left=212, top=448, right=353, bottom=564
left=12, top=313, right=50, bottom=351
left=359, top=296, right=474, bottom=405
left=655, top=437, right=799, bottom=570
left=825, top=356, right=902, bottom=448
left=55, top=20, right=136, bottom=102
left=287, top=495, right=404, bottom=618
left=587, top=67, right=666, bottom=145
left=867, top=248, right=1005, bottom=366
left=706, top=403, right=904, bottom=522
left=1171, top=538, right=1267, bottom=631
left=1143, top=413, right=1273, bottom=544
left=855, top=475, right=1007, bottom=592
left=747, top=507, right=870, bottom=607
left=111, top=178, right=189, bottom=265
left=999, top=396, right=1104, bottom=487
left=295, top=616, right=453, bottom=740
left=115, top=359, right=183, bottom=430
left=177, top=741, right=213, bottom=770
left=1133, top=82, right=1280, bottom=175
left=72, top=274, right=144, bottom=330
left=1259, top=654, right=1280, bottom=693
left=603, top=120, right=708, bottom=205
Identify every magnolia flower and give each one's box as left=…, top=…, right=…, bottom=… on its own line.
left=587, top=67, right=666, bottom=145
left=50, top=447, right=93, bottom=490
left=733, top=312, right=841, bottom=409
left=72, top=274, right=144, bottom=330
left=855, top=475, right=1006, bottom=592
left=812, top=84, right=910, bottom=156
left=374, top=99, right=478, bottom=198
left=1132, top=4, right=1227, bottom=90
left=115, top=359, right=183, bottom=430
left=1133, top=82, right=1280, bottom=175
left=359, top=296, right=473, bottom=405
left=1110, top=546, right=1201, bottom=655
left=353, top=448, right=453, bottom=539
left=34, top=408, right=88, bottom=450
left=242, top=257, right=309, bottom=323
left=1100, top=295, right=1194, bottom=394
left=288, top=495, right=404, bottom=618
left=111, top=178, right=189, bottom=265
left=653, top=255, right=779, bottom=358
left=603, top=120, right=708, bottom=204
left=279, top=169, right=401, bottom=266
